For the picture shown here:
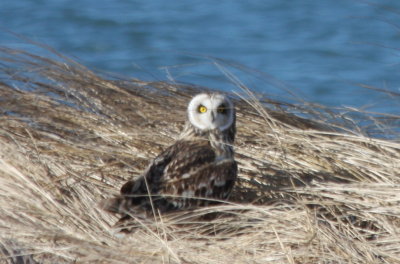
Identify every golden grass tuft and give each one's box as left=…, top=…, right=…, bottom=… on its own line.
left=0, top=45, right=399, bottom=263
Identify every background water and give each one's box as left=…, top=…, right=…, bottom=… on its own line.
left=1, top=0, right=400, bottom=115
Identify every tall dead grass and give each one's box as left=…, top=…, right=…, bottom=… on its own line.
left=0, top=45, right=399, bottom=263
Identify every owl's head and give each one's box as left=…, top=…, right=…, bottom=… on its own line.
left=187, top=93, right=235, bottom=131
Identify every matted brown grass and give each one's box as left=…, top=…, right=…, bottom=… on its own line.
left=0, top=46, right=399, bottom=263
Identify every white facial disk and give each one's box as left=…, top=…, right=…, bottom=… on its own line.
left=187, top=93, right=235, bottom=131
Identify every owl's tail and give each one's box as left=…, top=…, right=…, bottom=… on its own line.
left=99, top=196, right=128, bottom=214
left=99, top=176, right=150, bottom=215
left=99, top=179, right=153, bottom=233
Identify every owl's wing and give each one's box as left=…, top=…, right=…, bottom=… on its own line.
left=101, top=141, right=185, bottom=214
left=102, top=140, right=237, bottom=214
left=159, top=140, right=237, bottom=209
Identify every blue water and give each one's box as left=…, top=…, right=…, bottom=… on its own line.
left=1, top=0, right=400, bottom=115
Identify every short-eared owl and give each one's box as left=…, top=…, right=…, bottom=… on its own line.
left=102, top=93, right=237, bottom=220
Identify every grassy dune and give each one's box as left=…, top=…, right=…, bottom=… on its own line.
left=0, top=46, right=399, bottom=263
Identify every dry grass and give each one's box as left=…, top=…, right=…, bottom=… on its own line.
left=0, top=45, right=399, bottom=264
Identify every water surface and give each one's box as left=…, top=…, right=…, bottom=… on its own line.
left=1, top=0, right=400, bottom=114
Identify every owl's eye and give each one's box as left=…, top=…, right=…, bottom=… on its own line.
left=217, top=104, right=227, bottom=114
left=198, top=105, right=207, bottom=113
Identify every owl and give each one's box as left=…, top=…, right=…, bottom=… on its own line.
left=101, top=93, right=237, bottom=223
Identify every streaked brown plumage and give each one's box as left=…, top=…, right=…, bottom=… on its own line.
left=101, top=93, right=237, bottom=224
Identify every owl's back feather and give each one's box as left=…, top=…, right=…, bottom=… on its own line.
left=101, top=139, right=237, bottom=217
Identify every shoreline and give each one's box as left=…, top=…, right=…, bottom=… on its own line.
left=0, top=46, right=399, bottom=263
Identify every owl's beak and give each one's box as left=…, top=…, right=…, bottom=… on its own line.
left=210, top=111, right=216, bottom=122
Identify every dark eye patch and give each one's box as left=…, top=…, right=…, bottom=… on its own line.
left=217, top=104, right=227, bottom=114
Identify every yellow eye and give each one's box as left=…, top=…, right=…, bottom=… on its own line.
left=198, top=105, right=207, bottom=113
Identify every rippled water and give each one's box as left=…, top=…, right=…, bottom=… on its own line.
left=2, top=0, right=400, bottom=114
